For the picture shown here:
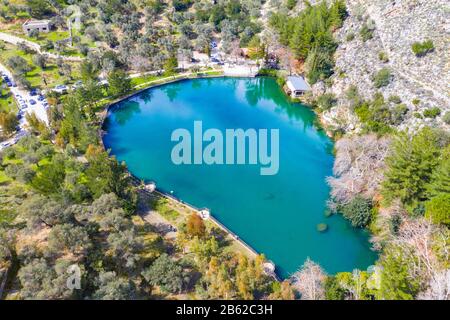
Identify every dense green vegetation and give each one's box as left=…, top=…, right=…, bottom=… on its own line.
left=269, top=0, right=347, bottom=84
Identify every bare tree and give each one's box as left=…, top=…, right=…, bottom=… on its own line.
left=393, top=218, right=441, bottom=280
left=418, top=269, right=450, bottom=300
left=327, top=134, right=390, bottom=207
left=291, top=258, right=326, bottom=300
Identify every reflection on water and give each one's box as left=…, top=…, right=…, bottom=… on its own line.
left=109, top=100, right=141, bottom=126
left=103, top=77, right=377, bottom=278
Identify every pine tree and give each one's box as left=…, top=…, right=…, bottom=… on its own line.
left=378, top=247, right=420, bottom=300
left=427, top=146, right=450, bottom=197
left=381, top=127, right=441, bottom=206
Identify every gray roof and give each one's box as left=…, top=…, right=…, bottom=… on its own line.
left=23, top=20, right=51, bottom=27
left=287, top=76, right=310, bottom=91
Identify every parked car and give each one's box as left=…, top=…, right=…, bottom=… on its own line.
left=37, top=95, right=45, bottom=101
left=72, top=80, right=83, bottom=90
left=29, top=99, right=36, bottom=105
left=98, top=79, right=109, bottom=87
left=52, top=85, right=68, bottom=94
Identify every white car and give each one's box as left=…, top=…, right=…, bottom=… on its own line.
left=52, top=85, right=68, bottom=94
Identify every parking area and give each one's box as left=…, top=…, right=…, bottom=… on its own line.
left=0, top=63, right=49, bottom=150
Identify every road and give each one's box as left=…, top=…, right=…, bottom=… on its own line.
left=0, top=63, right=49, bottom=150
left=0, top=32, right=83, bottom=62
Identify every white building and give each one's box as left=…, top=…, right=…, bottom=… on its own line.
left=286, top=76, right=311, bottom=98
left=23, top=20, right=51, bottom=34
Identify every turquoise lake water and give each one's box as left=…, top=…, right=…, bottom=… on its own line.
left=103, top=77, right=377, bottom=278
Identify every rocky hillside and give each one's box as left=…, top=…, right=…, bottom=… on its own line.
left=315, top=0, right=449, bottom=132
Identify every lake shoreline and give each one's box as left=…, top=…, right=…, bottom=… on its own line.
left=100, top=76, right=377, bottom=278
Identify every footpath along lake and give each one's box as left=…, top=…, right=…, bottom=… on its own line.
left=103, top=77, right=377, bottom=278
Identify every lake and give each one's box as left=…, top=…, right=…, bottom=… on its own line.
left=103, top=77, right=377, bottom=278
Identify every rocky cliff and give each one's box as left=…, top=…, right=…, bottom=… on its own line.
left=315, top=0, right=449, bottom=132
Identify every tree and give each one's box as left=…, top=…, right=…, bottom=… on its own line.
left=106, top=229, right=143, bottom=271
left=427, top=146, right=450, bottom=198
left=247, top=36, right=265, bottom=60
left=292, top=258, right=326, bottom=300
left=382, top=127, right=441, bottom=207
left=18, top=258, right=79, bottom=299
left=26, top=0, right=52, bottom=18
left=25, top=112, right=48, bottom=135
left=142, top=253, right=189, bottom=293
left=90, top=193, right=122, bottom=216
left=84, top=145, right=130, bottom=200
left=7, top=56, right=32, bottom=75
left=32, top=54, right=47, bottom=69
left=425, top=194, right=450, bottom=225
left=324, top=276, right=346, bottom=300
left=0, top=112, right=19, bottom=135
left=31, top=155, right=66, bottom=195
left=108, top=69, right=132, bottom=97
left=80, top=61, right=98, bottom=82
left=268, top=281, right=295, bottom=300
left=21, top=195, right=73, bottom=229
left=327, top=134, right=390, bottom=206
left=378, top=247, right=420, bottom=300
left=186, top=213, right=206, bottom=238
left=340, top=196, right=373, bottom=228
left=93, top=271, right=137, bottom=300
left=163, top=55, right=178, bottom=76
left=48, top=224, right=91, bottom=256
left=418, top=269, right=450, bottom=300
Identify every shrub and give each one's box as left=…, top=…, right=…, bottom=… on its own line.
left=422, top=107, right=441, bottom=118
left=443, top=111, right=450, bottom=125
left=325, top=276, right=346, bottom=300
left=388, top=95, right=402, bottom=104
left=360, top=22, right=374, bottom=42
left=378, top=51, right=389, bottom=63
left=372, top=68, right=392, bottom=88
left=316, top=93, right=337, bottom=111
left=425, top=194, right=450, bottom=225
left=346, top=32, right=355, bottom=42
left=391, top=104, right=408, bottom=125
left=411, top=40, right=434, bottom=57
left=286, top=0, right=297, bottom=10
left=339, top=196, right=373, bottom=228
left=412, top=98, right=421, bottom=106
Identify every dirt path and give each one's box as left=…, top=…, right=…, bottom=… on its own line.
left=136, top=191, right=177, bottom=240
left=0, top=32, right=83, bottom=62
